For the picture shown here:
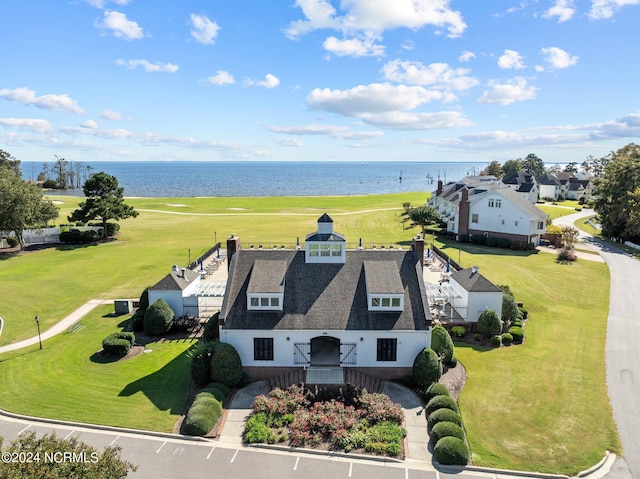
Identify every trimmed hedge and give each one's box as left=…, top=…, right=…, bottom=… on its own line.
left=490, top=335, right=502, bottom=347
left=497, top=237, right=511, bottom=249
left=182, top=393, right=223, bottom=436
left=203, top=312, right=220, bottom=341
left=210, top=342, right=243, bottom=386
left=450, top=326, right=466, bottom=338
left=200, top=385, right=226, bottom=403
left=501, top=333, right=513, bottom=345
left=431, top=325, right=455, bottom=365
left=509, top=326, right=524, bottom=342
left=425, top=395, right=458, bottom=416
left=101, top=332, right=135, bottom=357
left=478, top=309, right=502, bottom=337
left=60, top=230, right=96, bottom=244
left=412, top=348, right=442, bottom=388
left=430, top=421, right=465, bottom=444
left=130, top=309, right=145, bottom=332
left=428, top=408, right=463, bottom=428
left=433, top=436, right=470, bottom=465
left=424, top=383, right=450, bottom=403
left=189, top=340, right=218, bottom=386
left=143, top=298, right=174, bottom=336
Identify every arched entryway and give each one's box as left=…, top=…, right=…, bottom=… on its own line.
left=310, top=336, right=340, bottom=366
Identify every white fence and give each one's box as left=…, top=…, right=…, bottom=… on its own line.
left=624, top=241, right=640, bottom=251
left=2, top=226, right=103, bottom=246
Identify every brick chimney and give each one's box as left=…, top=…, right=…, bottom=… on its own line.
left=227, top=234, right=240, bottom=271
left=412, top=235, right=425, bottom=270
left=458, top=188, right=470, bottom=238
left=436, top=180, right=443, bottom=196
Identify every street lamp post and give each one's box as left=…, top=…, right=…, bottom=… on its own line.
left=35, top=315, right=42, bottom=350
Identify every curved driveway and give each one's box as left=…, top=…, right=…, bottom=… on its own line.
left=554, top=211, right=639, bottom=479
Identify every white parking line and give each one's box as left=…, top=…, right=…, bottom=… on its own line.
left=172, top=447, right=184, bottom=456
left=63, top=430, right=75, bottom=440
left=206, top=447, right=215, bottom=459
left=17, top=425, right=31, bottom=435
left=109, top=436, right=120, bottom=446
left=436, top=470, right=440, bottom=479
left=348, top=462, right=353, bottom=477
left=405, top=467, right=409, bottom=479
left=293, top=456, right=300, bottom=470
left=230, top=450, right=239, bottom=463
left=156, top=441, right=167, bottom=454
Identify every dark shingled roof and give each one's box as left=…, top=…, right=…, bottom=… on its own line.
left=247, top=259, right=286, bottom=293
left=150, top=268, right=200, bottom=291
left=317, top=213, right=333, bottom=223
left=221, top=249, right=430, bottom=331
left=450, top=268, right=502, bottom=293
left=364, top=261, right=404, bottom=294
left=305, top=231, right=346, bottom=242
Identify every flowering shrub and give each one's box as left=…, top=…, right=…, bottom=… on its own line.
left=243, top=386, right=405, bottom=456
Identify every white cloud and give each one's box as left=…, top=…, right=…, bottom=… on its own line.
left=80, top=120, right=98, bottom=129
left=589, top=112, right=640, bottom=139
left=206, top=70, right=235, bottom=86
left=274, top=137, right=304, bottom=147
left=542, top=0, right=576, bottom=22
left=246, top=74, right=280, bottom=88
left=0, top=87, right=84, bottom=114
left=268, top=124, right=384, bottom=139
left=116, top=59, right=179, bottom=72
left=498, top=49, right=525, bottom=69
left=588, top=0, right=640, bottom=19
left=0, top=118, right=53, bottom=133
left=307, top=83, right=445, bottom=116
left=382, top=60, right=479, bottom=91
left=101, top=109, right=124, bottom=120
left=358, top=111, right=473, bottom=130
left=540, top=47, right=579, bottom=69
left=323, top=36, right=384, bottom=57
left=459, top=50, right=476, bottom=62
left=285, top=0, right=467, bottom=53
left=190, top=14, right=220, bottom=45
left=477, top=77, right=538, bottom=105
left=100, top=10, right=143, bottom=41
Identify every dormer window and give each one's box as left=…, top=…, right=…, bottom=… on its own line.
left=364, top=261, right=404, bottom=312
left=247, top=259, right=286, bottom=311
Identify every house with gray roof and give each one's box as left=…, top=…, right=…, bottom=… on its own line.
left=219, top=214, right=432, bottom=381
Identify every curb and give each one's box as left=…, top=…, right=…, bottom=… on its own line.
left=577, top=451, right=615, bottom=478
left=436, top=463, right=570, bottom=479
left=0, top=407, right=215, bottom=445
left=250, top=443, right=404, bottom=464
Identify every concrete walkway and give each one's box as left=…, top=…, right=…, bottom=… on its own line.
left=0, top=299, right=112, bottom=354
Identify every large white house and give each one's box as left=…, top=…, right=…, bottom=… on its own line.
left=429, top=178, right=548, bottom=245
left=219, top=214, right=432, bottom=381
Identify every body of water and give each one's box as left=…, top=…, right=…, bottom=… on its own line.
left=32, top=161, right=489, bottom=198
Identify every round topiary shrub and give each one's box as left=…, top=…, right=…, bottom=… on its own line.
left=489, top=335, right=501, bottom=347
left=425, top=395, right=458, bottom=416
left=428, top=408, right=462, bottom=428
left=431, top=325, right=455, bottom=365
left=424, top=383, right=450, bottom=403
left=101, top=332, right=135, bottom=357
left=473, top=333, right=483, bottom=342
left=502, top=294, right=519, bottom=324
left=210, top=342, right=243, bottom=386
left=199, top=385, right=226, bottom=403
left=182, top=396, right=223, bottom=436
left=433, top=436, right=469, bottom=465
left=477, top=309, right=502, bottom=337
left=509, top=326, right=524, bottom=342
left=208, top=382, right=231, bottom=397
left=430, top=421, right=465, bottom=444
left=512, top=320, right=523, bottom=328
left=143, top=298, right=174, bottom=336
left=189, top=340, right=218, bottom=386
left=501, top=333, right=513, bottom=345
left=412, top=348, right=442, bottom=388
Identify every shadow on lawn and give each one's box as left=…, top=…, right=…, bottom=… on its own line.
left=453, top=341, right=494, bottom=353
left=117, top=347, right=193, bottom=415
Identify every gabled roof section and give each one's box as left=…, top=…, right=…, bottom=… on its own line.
left=469, top=187, right=547, bottom=220
left=364, top=261, right=404, bottom=294
left=221, top=249, right=430, bottom=331
left=247, top=259, right=286, bottom=294
left=450, top=268, right=502, bottom=293
left=317, top=213, right=333, bottom=223
left=306, top=231, right=346, bottom=242
left=150, top=268, right=200, bottom=291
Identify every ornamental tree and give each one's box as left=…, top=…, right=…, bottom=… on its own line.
left=477, top=309, right=502, bottom=337
left=68, top=172, right=138, bottom=239
left=409, top=205, right=441, bottom=236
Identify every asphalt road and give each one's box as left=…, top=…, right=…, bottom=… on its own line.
left=555, top=211, right=639, bottom=479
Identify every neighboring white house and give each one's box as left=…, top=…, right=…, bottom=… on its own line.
left=502, top=171, right=539, bottom=203
left=429, top=178, right=548, bottom=245
left=148, top=266, right=203, bottom=318
left=219, top=214, right=432, bottom=381
left=447, top=267, right=503, bottom=322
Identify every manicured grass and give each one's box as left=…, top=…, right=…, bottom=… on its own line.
left=538, top=204, right=579, bottom=221
left=0, top=192, right=427, bottom=346
left=443, top=240, right=620, bottom=474
left=0, top=305, right=193, bottom=432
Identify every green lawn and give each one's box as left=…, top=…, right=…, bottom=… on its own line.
left=0, top=305, right=193, bottom=432
left=439, top=239, right=620, bottom=474
left=0, top=192, right=622, bottom=473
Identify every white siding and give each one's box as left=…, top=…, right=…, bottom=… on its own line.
left=466, top=292, right=503, bottom=322
left=221, top=329, right=431, bottom=368
left=148, top=290, right=182, bottom=318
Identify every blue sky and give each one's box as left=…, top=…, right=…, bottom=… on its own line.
left=1, top=0, right=639, bottom=164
